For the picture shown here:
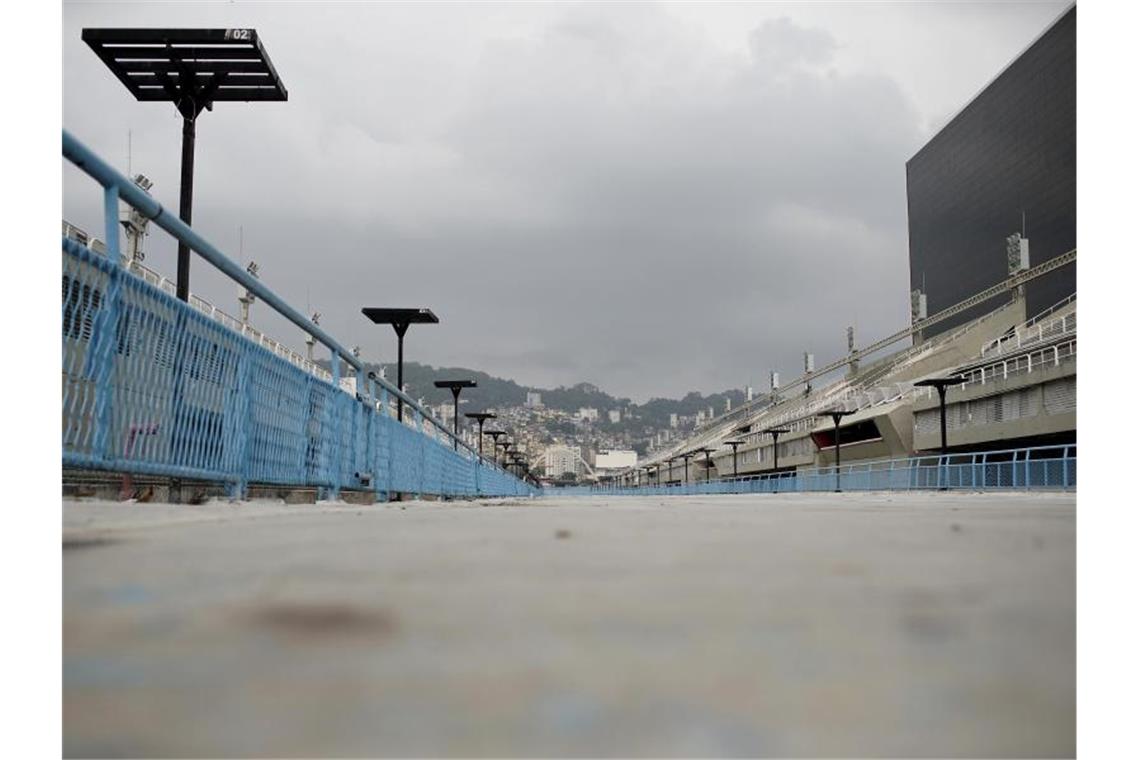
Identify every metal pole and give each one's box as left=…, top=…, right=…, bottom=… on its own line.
left=938, top=386, right=948, bottom=490
left=938, top=387, right=948, bottom=455
left=395, top=324, right=407, bottom=422
left=176, top=115, right=196, bottom=302
left=451, top=389, right=461, bottom=451
left=773, top=432, right=781, bottom=472
left=833, top=415, right=842, bottom=492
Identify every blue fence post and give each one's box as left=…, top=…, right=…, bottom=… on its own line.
left=1063, top=446, right=1070, bottom=488
left=473, top=448, right=481, bottom=497
left=352, top=365, right=365, bottom=494
left=365, top=375, right=377, bottom=498
left=228, top=342, right=253, bottom=499
left=325, top=347, right=341, bottom=501
left=416, top=408, right=425, bottom=498
left=90, top=186, right=124, bottom=467
left=380, top=386, right=392, bottom=498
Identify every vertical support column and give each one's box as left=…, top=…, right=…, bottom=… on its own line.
left=90, top=185, right=124, bottom=470
left=395, top=324, right=407, bottom=422
left=380, top=385, right=392, bottom=500
left=833, top=416, right=842, bottom=493
left=325, top=346, right=341, bottom=501
left=176, top=115, right=196, bottom=302
left=415, top=408, right=425, bottom=498
left=366, top=375, right=377, bottom=497
left=229, top=341, right=253, bottom=500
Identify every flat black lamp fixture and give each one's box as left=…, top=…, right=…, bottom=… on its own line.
left=815, top=410, right=857, bottom=492
left=83, top=28, right=287, bottom=302
left=914, top=377, right=965, bottom=456
left=434, top=379, right=476, bottom=450
left=723, top=439, right=746, bottom=479
left=362, top=308, right=439, bottom=422
left=464, top=412, right=496, bottom=459
left=692, top=447, right=715, bottom=483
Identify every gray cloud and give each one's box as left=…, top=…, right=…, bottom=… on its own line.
left=62, top=1, right=1068, bottom=401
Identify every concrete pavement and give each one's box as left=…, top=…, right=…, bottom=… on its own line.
left=63, top=492, right=1075, bottom=757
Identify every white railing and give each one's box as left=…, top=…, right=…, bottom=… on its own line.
left=1024, top=293, right=1076, bottom=329
left=922, top=338, right=1077, bottom=401
left=981, top=311, right=1076, bottom=358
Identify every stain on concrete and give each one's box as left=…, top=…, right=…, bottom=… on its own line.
left=251, top=603, right=397, bottom=640
left=62, top=536, right=119, bottom=552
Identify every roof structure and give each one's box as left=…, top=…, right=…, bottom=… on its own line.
left=82, top=28, right=287, bottom=117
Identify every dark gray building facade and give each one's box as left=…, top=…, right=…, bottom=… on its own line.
left=907, top=5, right=1075, bottom=335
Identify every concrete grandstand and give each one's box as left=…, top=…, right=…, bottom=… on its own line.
left=611, top=275, right=1075, bottom=488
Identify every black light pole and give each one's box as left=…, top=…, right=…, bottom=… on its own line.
left=762, top=427, right=790, bottom=493
left=681, top=453, right=694, bottom=485
left=914, top=376, right=964, bottom=489
left=362, top=308, right=439, bottom=422
left=497, top=440, right=513, bottom=468
left=693, top=447, right=714, bottom=483
left=83, top=29, right=288, bottom=301
left=816, top=411, right=856, bottom=492
left=434, top=379, right=476, bottom=450
left=914, top=377, right=963, bottom=456
left=723, top=439, right=745, bottom=479
left=464, top=412, right=496, bottom=460
left=486, top=431, right=506, bottom=465
left=763, top=427, right=790, bottom=473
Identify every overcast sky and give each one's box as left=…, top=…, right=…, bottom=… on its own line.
left=62, top=1, right=1069, bottom=402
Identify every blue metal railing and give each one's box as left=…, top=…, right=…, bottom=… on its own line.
left=62, top=130, right=537, bottom=500
left=549, top=444, right=1076, bottom=496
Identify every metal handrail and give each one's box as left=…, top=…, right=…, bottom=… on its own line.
left=62, top=129, right=510, bottom=472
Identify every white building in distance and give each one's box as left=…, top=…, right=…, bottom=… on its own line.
left=595, top=449, right=637, bottom=472
left=544, top=445, right=581, bottom=478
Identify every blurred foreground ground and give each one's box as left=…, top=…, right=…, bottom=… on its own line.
left=64, top=492, right=1075, bottom=757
